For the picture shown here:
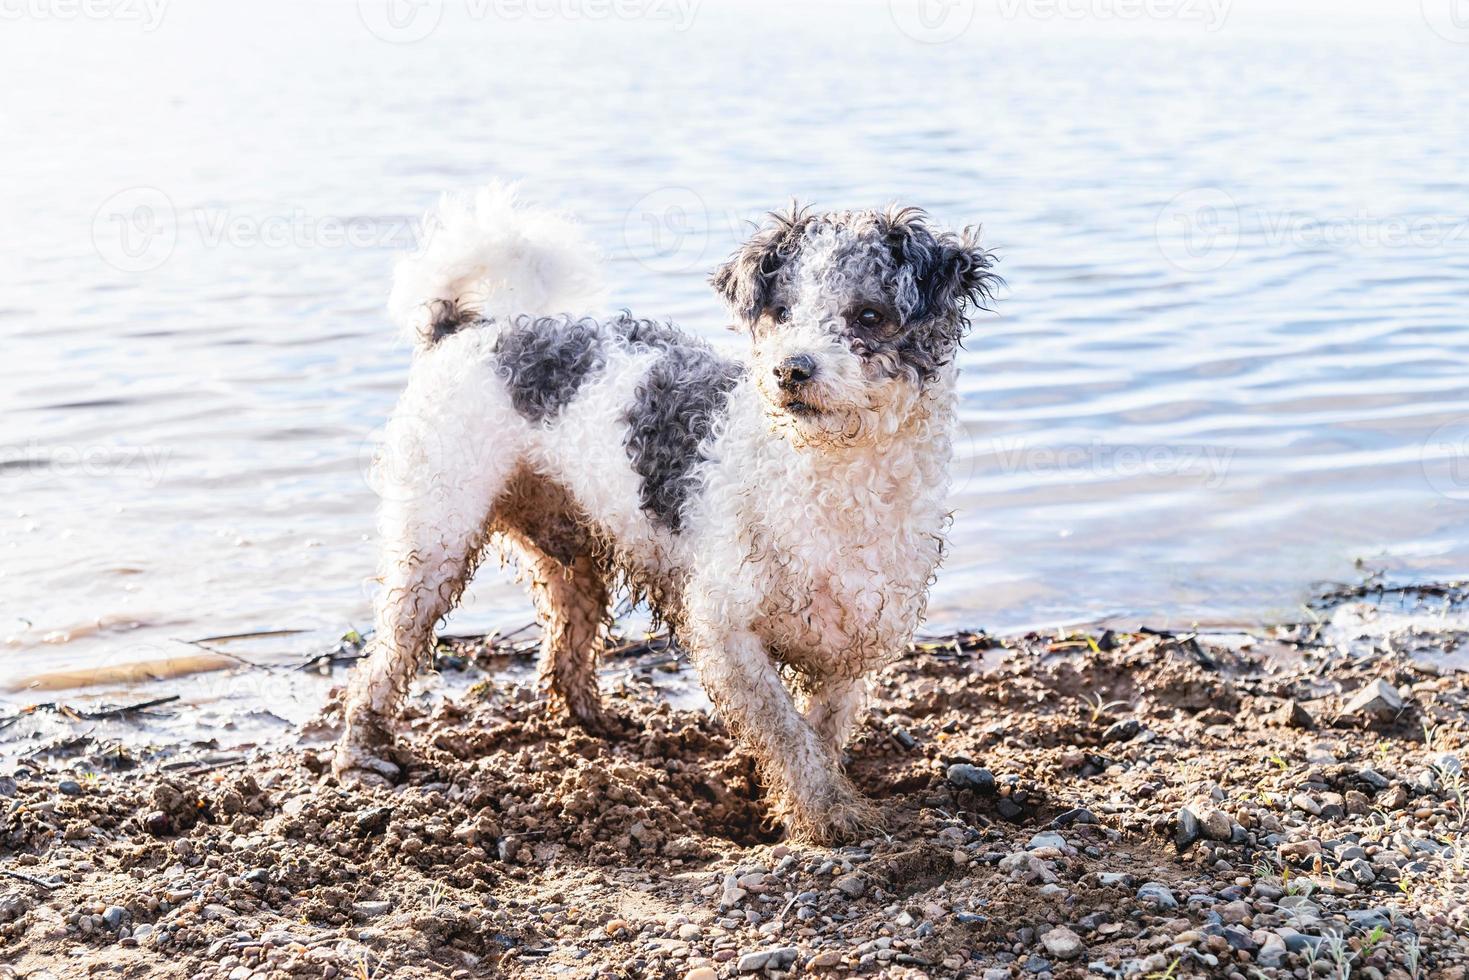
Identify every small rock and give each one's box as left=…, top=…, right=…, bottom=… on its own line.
left=1027, top=831, right=1067, bottom=851
left=1101, top=719, right=1140, bottom=743
left=142, top=811, right=172, bottom=837
left=833, top=873, right=866, bottom=898
left=1257, top=934, right=1288, bottom=968
left=996, top=798, right=1024, bottom=821
left=101, top=906, right=127, bottom=930
left=1342, top=679, right=1403, bottom=722
left=1136, top=882, right=1178, bottom=910
left=353, top=900, right=392, bottom=918
left=1339, top=858, right=1376, bottom=885
left=946, top=764, right=996, bottom=794
left=1051, top=807, right=1097, bottom=828
left=1435, top=753, right=1463, bottom=777
left=736, top=947, right=797, bottom=972
left=1200, top=808, right=1234, bottom=842
left=1175, top=807, right=1201, bottom=850
left=58, top=780, right=83, bottom=796
left=354, top=806, right=393, bottom=837
left=685, top=969, right=718, bottom=980
left=1041, top=925, right=1083, bottom=960
left=242, top=868, right=269, bottom=886
left=1280, top=700, right=1315, bottom=729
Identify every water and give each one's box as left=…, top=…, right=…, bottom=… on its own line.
left=4, top=0, right=1469, bottom=703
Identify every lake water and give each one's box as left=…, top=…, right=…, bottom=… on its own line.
left=4, top=0, right=1469, bottom=703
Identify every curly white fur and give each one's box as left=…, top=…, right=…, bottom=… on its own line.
left=388, top=182, right=605, bottom=349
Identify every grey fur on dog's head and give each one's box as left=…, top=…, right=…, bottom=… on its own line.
left=711, top=204, right=1001, bottom=381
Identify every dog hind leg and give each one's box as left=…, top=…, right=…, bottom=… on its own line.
left=499, top=532, right=610, bottom=731
left=335, top=360, right=524, bottom=786
left=802, top=675, right=869, bottom=753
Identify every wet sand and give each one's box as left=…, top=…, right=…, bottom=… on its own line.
left=2, top=584, right=1467, bottom=979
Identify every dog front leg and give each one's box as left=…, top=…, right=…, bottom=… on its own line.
left=687, top=627, right=877, bottom=843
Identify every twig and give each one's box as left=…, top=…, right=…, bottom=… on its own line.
left=1, top=869, right=59, bottom=891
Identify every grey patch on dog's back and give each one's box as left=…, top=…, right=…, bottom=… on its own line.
left=624, top=333, right=742, bottom=533
left=492, top=316, right=607, bottom=422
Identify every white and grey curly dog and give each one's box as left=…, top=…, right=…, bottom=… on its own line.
left=335, top=183, right=999, bottom=842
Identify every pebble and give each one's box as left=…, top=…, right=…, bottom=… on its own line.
left=353, top=901, right=391, bottom=918
left=353, top=806, right=393, bottom=837
left=1101, top=718, right=1140, bottom=743
left=102, top=906, right=127, bottom=930
left=685, top=969, right=717, bottom=980
left=1342, top=679, right=1403, bottom=721
left=1136, top=882, right=1178, bottom=910
left=946, top=764, right=996, bottom=794
left=58, top=780, right=83, bottom=796
left=1175, top=807, right=1201, bottom=850
left=736, top=947, right=797, bottom=972
left=1026, top=831, right=1067, bottom=851
left=833, top=873, right=865, bottom=898
left=1040, top=925, right=1083, bottom=960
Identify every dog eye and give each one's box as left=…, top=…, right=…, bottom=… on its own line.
left=857, top=308, right=884, bottom=328
left=774, top=307, right=792, bottom=323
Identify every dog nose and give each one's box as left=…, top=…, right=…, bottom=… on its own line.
left=775, top=354, right=816, bottom=390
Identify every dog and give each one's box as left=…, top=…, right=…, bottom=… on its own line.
left=334, top=184, right=999, bottom=842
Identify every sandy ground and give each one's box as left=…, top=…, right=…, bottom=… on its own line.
left=2, top=586, right=1468, bottom=979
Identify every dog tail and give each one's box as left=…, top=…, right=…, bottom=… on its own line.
left=388, top=181, right=605, bottom=350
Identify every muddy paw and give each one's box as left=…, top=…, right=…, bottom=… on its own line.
left=780, top=783, right=884, bottom=845
left=333, top=717, right=403, bottom=789
left=570, top=706, right=637, bottom=740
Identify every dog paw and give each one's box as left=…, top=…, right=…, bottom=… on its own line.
left=780, top=783, right=883, bottom=845
left=569, top=705, right=635, bottom=740
left=333, top=716, right=403, bottom=789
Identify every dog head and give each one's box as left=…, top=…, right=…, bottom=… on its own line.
left=712, top=205, right=999, bottom=448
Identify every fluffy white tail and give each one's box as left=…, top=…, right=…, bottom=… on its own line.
left=388, top=182, right=605, bottom=350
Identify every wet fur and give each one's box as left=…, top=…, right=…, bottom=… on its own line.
left=336, top=183, right=1000, bottom=842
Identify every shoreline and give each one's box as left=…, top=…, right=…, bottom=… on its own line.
left=2, top=584, right=1467, bottom=978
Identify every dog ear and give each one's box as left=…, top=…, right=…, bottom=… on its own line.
left=710, top=205, right=809, bottom=325
left=886, top=210, right=1002, bottom=330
